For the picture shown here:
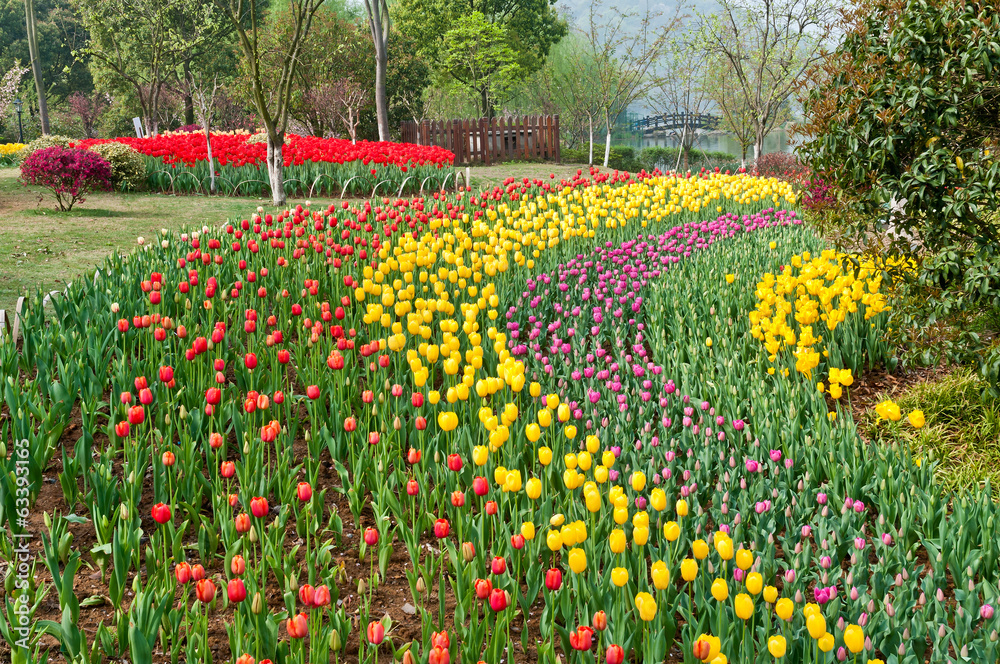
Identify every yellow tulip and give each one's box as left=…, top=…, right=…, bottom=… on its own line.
left=908, top=409, right=925, bottom=428
left=526, top=477, right=542, bottom=500
left=844, top=625, right=864, bottom=653
left=735, top=548, right=753, bottom=570
left=711, top=578, right=729, bottom=601
left=734, top=593, right=753, bottom=620
left=663, top=521, right=680, bottom=542
left=767, top=635, right=787, bottom=658
left=807, top=613, right=827, bottom=639
left=613, top=506, right=628, bottom=525
left=564, top=453, right=578, bottom=470
left=546, top=530, right=563, bottom=551
left=545, top=394, right=559, bottom=410
left=676, top=499, right=688, bottom=517
left=763, top=586, right=778, bottom=604
left=650, top=561, right=670, bottom=590
left=634, top=592, right=657, bottom=621
left=529, top=382, right=541, bottom=397
left=609, top=529, right=626, bottom=554
left=649, top=488, right=666, bottom=511
left=631, top=471, right=646, bottom=491
left=817, top=633, right=834, bottom=653
left=585, top=435, right=600, bottom=453
left=602, top=450, right=616, bottom=468
left=537, top=409, right=552, bottom=428
left=525, top=423, right=541, bottom=442
left=564, top=424, right=577, bottom=439
left=611, top=567, right=628, bottom=587
left=633, top=526, right=649, bottom=546
left=745, top=572, right=763, bottom=595
left=538, top=446, right=552, bottom=465
left=557, top=403, right=570, bottom=422
left=714, top=535, right=733, bottom=561
left=437, top=411, right=458, bottom=432
left=775, top=598, right=793, bottom=621
left=681, top=558, right=698, bottom=582
left=568, top=548, right=587, bottom=574
left=472, top=445, right=488, bottom=466
left=594, top=465, right=609, bottom=483
left=521, top=522, right=535, bottom=540
left=692, top=539, right=709, bottom=560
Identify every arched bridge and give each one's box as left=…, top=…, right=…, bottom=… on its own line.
left=629, top=112, right=719, bottom=133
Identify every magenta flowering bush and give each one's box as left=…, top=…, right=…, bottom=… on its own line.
left=20, top=145, right=113, bottom=211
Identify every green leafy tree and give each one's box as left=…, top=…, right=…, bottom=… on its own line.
left=396, top=0, right=565, bottom=115
left=79, top=0, right=228, bottom=136
left=799, top=0, right=1000, bottom=390
left=442, top=13, right=523, bottom=117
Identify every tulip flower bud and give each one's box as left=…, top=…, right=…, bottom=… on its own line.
left=416, top=576, right=426, bottom=594
left=248, top=527, right=258, bottom=543
left=120, top=503, right=130, bottom=521
left=252, top=592, right=262, bottom=614
left=330, top=630, right=342, bottom=652
left=358, top=579, right=367, bottom=595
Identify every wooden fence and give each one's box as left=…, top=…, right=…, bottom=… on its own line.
left=400, top=115, right=560, bottom=165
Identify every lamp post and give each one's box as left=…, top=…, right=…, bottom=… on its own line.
left=13, top=98, right=23, bottom=143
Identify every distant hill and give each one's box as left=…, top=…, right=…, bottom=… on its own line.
left=556, top=0, right=720, bottom=28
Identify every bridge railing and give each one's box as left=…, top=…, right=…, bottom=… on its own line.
left=629, top=113, right=719, bottom=133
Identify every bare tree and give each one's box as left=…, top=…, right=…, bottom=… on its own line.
left=549, top=35, right=603, bottom=163
left=183, top=71, right=223, bottom=193
left=699, top=0, right=834, bottom=164
left=361, top=0, right=390, bottom=140
left=214, top=0, right=326, bottom=206
left=582, top=0, right=683, bottom=168
left=705, top=52, right=758, bottom=168
left=23, top=0, right=49, bottom=134
left=655, top=25, right=713, bottom=170
left=332, top=79, right=370, bottom=144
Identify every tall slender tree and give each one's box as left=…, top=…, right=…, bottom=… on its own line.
left=361, top=0, right=389, bottom=140
left=214, top=0, right=326, bottom=205
left=23, top=0, right=49, bottom=133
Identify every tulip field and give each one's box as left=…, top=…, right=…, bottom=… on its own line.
left=2, top=167, right=998, bottom=664
left=72, top=132, right=456, bottom=197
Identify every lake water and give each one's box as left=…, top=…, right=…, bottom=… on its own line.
left=619, top=127, right=798, bottom=158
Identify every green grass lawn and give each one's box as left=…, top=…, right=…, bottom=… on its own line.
left=0, top=162, right=583, bottom=314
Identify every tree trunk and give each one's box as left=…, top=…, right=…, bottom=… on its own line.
left=23, top=0, right=49, bottom=134
left=183, top=62, right=195, bottom=126
left=588, top=114, right=594, bottom=166
left=752, top=127, right=765, bottom=168
left=603, top=130, right=612, bottom=169
left=205, top=127, right=216, bottom=194
left=374, top=45, right=389, bottom=141
left=267, top=134, right=286, bottom=207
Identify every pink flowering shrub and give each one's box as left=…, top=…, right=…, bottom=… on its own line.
left=752, top=152, right=810, bottom=184
left=20, top=146, right=112, bottom=211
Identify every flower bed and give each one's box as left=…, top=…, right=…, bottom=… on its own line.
left=73, top=132, right=456, bottom=197
left=2, top=170, right=990, bottom=664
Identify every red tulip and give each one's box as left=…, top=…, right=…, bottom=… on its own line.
left=127, top=405, right=145, bottom=425
left=475, top=578, right=492, bottom=599
left=151, top=502, right=172, bottom=524
left=406, top=478, right=419, bottom=496
left=230, top=555, right=246, bottom=576
left=209, top=432, right=224, bottom=449
left=297, top=482, right=312, bottom=502
left=228, top=578, right=247, bottom=603
left=205, top=387, right=221, bottom=404
left=545, top=568, right=563, bottom=591
left=407, top=448, right=422, bottom=464
left=472, top=476, right=488, bottom=496
left=312, top=585, right=331, bottom=607
left=159, top=366, right=174, bottom=383
left=287, top=613, right=308, bottom=639
left=511, top=534, right=525, bottom=550
left=236, top=655, right=255, bottom=664
left=606, top=645, right=625, bottom=664
left=299, top=584, right=315, bottom=607
left=415, top=416, right=427, bottom=430
left=434, top=518, right=450, bottom=538
left=134, top=376, right=148, bottom=391
left=368, top=431, right=380, bottom=445
left=366, top=620, right=385, bottom=645
left=450, top=490, right=465, bottom=507
left=250, top=497, right=269, bottom=518
left=447, top=454, right=463, bottom=472
left=117, top=318, right=129, bottom=333
left=191, top=564, right=206, bottom=581
left=138, top=388, right=153, bottom=405
left=569, top=626, right=594, bottom=651
left=344, top=416, right=357, bottom=432
left=195, top=578, right=216, bottom=603
left=114, top=421, right=130, bottom=438
left=244, top=352, right=257, bottom=369
left=220, top=461, right=235, bottom=478
left=174, top=562, right=192, bottom=584
left=306, top=385, right=320, bottom=400
left=120, top=391, right=132, bottom=405
left=431, top=631, right=450, bottom=649
left=488, top=588, right=508, bottom=612
left=485, top=501, right=498, bottom=516
left=593, top=610, right=608, bottom=631
left=162, top=451, right=176, bottom=466
left=364, top=527, right=379, bottom=546
left=429, top=647, right=449, bottom=664
left=411, top=392, right=424, bottom=408
left=491, top=556, right=507, bottom=575
left=234, top=513, right=251, bottom=533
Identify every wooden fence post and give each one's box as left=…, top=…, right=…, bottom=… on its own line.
left=554, top=114, right=561, bottom=163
